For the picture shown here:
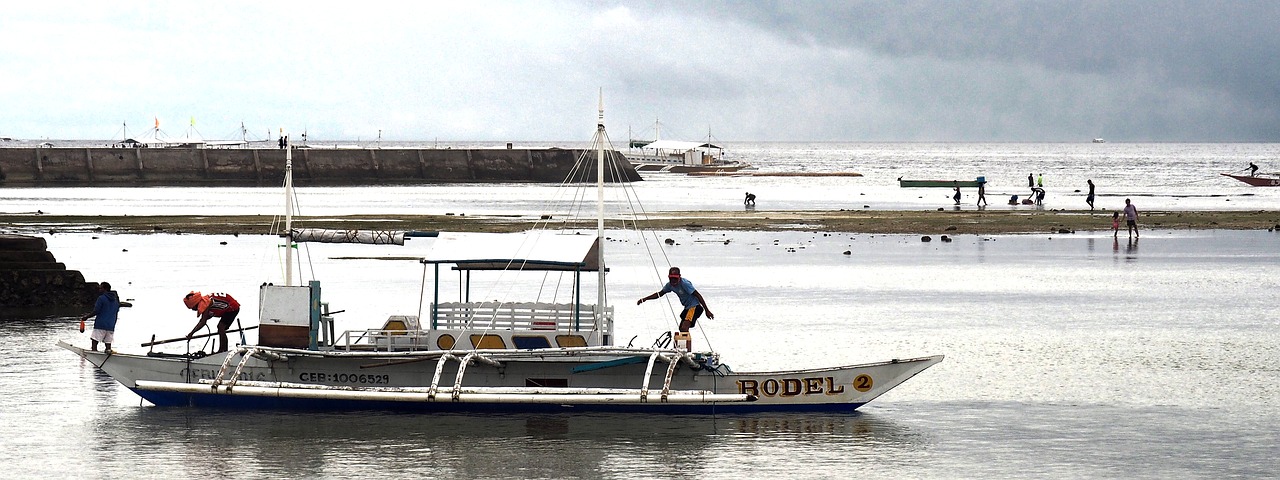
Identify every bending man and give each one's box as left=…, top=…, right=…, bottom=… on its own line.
left=184, top=291, right=242, bottom=353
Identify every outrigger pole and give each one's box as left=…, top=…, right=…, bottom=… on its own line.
left=140, top=326, right=260, bottom=347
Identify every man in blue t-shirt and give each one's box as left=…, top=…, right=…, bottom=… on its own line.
left=81, top=282, right=121, bottom=353
left=637, top=267, right=714, bottom=350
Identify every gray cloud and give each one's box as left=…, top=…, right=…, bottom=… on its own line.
left=638, top=0, right=1280, bottom=141
left=1, top=1, right=1276, bottom=142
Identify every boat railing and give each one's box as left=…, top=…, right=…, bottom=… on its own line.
left=432, top=301, right=613, bottom=333
left=333, top=329, right=434, bottom=352
left=326, top=302, right=615, bottom=352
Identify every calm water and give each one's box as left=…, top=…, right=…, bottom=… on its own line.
left=3, top=142, right=1280, bottom=478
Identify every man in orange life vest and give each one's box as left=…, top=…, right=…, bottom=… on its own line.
left=183, top=291, right=242, bottom=353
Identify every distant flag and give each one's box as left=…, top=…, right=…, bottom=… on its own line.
left=154, top=117, right=159, bottom=129
left=190, top=116, right=195, bottom=127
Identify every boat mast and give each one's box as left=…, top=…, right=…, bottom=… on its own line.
left=596, top=90, right=606, bottom=318
left=284, top=131, right=294, bottom=286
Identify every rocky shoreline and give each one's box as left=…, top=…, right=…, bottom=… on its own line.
left=4, top=209, right=1279, bottom=236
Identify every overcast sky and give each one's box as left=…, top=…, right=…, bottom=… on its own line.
left=2, top=1, right=1276, bottom=142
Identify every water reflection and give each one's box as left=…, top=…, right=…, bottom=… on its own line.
left=89, top=410, right=925, bottom=477
left=1112, top=236, right=1140, bottom=261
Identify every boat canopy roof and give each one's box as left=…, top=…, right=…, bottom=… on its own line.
left=638, top=140, right=720, bottom=151
left=423, top=232, right=601, bottom=271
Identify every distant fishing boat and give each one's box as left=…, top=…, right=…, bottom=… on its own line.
left=626, top=121, right=751, bottom=173
left=627, top=140, right=751, bottom=173
left=898, top=176, right=987, bottom=188
left=1220, top=172, right=1280, bottom=187
left=1092, top=138, right=1106, bottom=143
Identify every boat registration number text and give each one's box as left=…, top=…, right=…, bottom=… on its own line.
left=299, top=372, right=391, bottom=384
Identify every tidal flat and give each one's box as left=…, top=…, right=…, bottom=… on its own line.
left=4, top=209, right=1279, bottom=236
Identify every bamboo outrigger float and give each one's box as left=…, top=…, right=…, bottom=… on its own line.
left=61, top=94, right=942, bottom=412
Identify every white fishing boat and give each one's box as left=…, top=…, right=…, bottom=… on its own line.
left=60, top=95, right=941, bottom=412
left=626, top=122, right=751, bottom=173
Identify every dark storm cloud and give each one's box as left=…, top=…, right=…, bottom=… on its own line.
left=640, top=0, right=1280, bottom=141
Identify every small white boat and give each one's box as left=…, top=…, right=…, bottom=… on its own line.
left=62, top=95, right=940, bottom=412
left=1092, top=138, right=1106, bottom=143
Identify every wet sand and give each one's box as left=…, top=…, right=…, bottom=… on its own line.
left=5, top=209, right=1279, bottom=235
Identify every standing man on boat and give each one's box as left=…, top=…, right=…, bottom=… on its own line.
left=638, top=267, right=714, bottom=351
left=1249, top=162, right=1259, bottom=176
left=183, top=291, right=242, bottom=353
left=81, top=282, right=120, bottom=353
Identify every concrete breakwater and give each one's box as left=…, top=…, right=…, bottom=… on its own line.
left=0, top=147, right=640, bottom=186
left=0, top=234, right=99, bottom=317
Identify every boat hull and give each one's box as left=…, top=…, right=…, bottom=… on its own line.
left=899, top=179, right=983, bottom=188
left=630, top=162, right=751, bottom=173
left=1221, top=173, right=1280, bottom=186
left=59, top=341, right=941, bottom=413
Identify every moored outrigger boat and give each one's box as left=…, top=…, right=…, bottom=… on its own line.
left=61, top=94, right=941, bottom=412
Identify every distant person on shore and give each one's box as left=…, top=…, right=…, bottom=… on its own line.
left=1028, top=173, right=1034, bottom=188
left=81, top=282, right=120, bottom=353
left=1249, top=162, right=1259, bottom=176
left=184, top=291, right=242, bottom=353
left=637, top=267, right=713, bottom=351
left=1008, top=195, right=1019, bottom=205
left=1032, top=187, right=1046, bottom=205
left=1086, top=179, right=1096, bottom=210
left=744, top=192, right=756, bottom=206
left=977, top=181, right=988, bottom=207
left=278, top=136, right=285, bottom=149
left=1123, top=198, right=1140, bottom=238
left=1111, top=212, right=1120, bottom=237
left=1037, top=173, right=1044, bottom=188
left=953, top=186, right=961, bottom=205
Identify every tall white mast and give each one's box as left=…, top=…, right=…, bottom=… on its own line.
left=595, top=90, right=606, bottom=317
left=284, top=132, right=294, bottom=286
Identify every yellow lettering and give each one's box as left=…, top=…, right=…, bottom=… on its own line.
left=762, top=379, right=781, bottom=396
left=738, top=379, right=759, bottom=397
left=804, top=377, right=824, bottom=395
left=825, top=376, right=845, bottom=395
left=782, top=378, right=802, bottom=396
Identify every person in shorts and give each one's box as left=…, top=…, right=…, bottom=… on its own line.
left=81, top=282, right=120, bottom=353
left=1123, top=198, right=1140, bottom=238
left=637, top=267, right=714, bottom=350
left=183, top=291, right=242, bottom=353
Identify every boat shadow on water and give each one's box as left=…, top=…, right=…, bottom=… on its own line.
left=95, top=409, right=924, bottom=475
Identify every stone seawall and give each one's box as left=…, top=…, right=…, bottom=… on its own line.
left=0, top=147, right=639, bottom=186
left=0, top=234, right=99, bottom=317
